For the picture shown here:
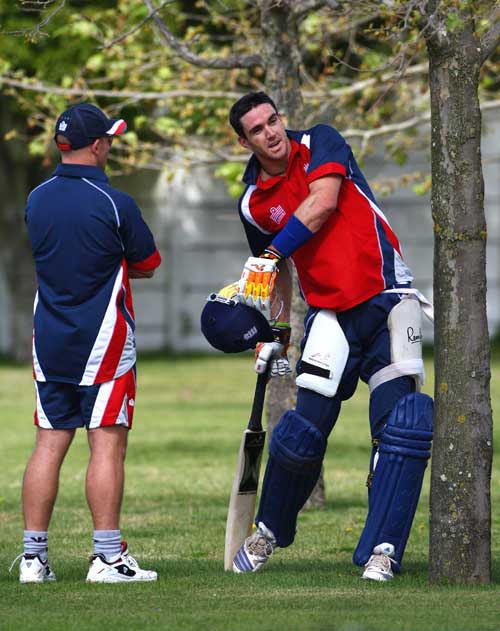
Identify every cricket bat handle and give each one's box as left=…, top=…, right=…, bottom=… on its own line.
left=247, top=371, right=268, bottom=432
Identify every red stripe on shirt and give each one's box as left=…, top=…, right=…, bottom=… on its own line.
left=307, top=162, right=346, bottom=183
left=94, top=288, right=128, bottom=383
left=120, top=259, right=135, bottom=321
left=128, top=249, right=161, bottom=272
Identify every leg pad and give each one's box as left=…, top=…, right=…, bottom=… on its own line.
left=353, top=392, right=433, bottom=566
left=256, top=410, right=326, bottom=547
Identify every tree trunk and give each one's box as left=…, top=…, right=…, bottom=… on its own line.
left=0, top=101, right=40, bottom=361
left=426, top=4, right=492, bottom=584
left=260, top=0, right=325, bottom=508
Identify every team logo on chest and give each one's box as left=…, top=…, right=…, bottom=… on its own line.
left=269, top=204, right=286, bottom=224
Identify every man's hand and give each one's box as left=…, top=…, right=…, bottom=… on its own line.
left=237, top=254, right=279, bottom=321
left=255, top=325, right=292, bottom=378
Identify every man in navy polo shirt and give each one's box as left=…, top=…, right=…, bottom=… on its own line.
left=15, top=103, right=161, bottom=583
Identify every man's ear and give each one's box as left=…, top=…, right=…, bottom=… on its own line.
left=90, top=138, right=100, bottom=155
left=238, top=136, right=250, bottom=150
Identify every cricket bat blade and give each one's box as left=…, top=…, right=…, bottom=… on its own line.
left=224, top=428, right=266, bottom=571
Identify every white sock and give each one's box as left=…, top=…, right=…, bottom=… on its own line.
left=92, top=530, right=121, bottom=561
left=23, top=530, right=48, bottom=561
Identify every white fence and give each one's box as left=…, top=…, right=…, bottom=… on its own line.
left=1, top=113, right=499, bottom=355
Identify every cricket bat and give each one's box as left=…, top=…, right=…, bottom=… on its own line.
left=224, top=370, right=269, bottom=571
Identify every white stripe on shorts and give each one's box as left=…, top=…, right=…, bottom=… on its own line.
left=35, top=382, right=53, bottom=429
left=88, top=379, right=129, bottom=429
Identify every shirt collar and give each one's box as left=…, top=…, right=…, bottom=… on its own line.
left=242, top=136, right=300, bottom=188
left=53, top=163, right=108, bottom=182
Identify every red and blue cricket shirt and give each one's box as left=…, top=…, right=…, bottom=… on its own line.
left=238, top=125, right=413, bottom=311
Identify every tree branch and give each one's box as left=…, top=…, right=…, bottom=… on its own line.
left=342, top=110, right=432, bottom=158
left=2, top=0, right=65, bottom=38
left=302, top=61, right=428, bottom=98
left=344, top=111, right=430, bottom=138
left=0, top=76, right=242, bottom=100
left=292, top=0, right=329, bottom=20
left=480, top=7, right=500, bottom=63
left=293, top=0, right=372, bottom=25
left=99, top=0, right=175, bottom=50
left=0, top=62, right=428, bottom=102
left=341, top=98, right=500, bottom=156
left=4, top=76, right=500, bottom=157
left=143, top=0, right=263, bottom=69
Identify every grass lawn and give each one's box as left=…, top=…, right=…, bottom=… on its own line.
left=0, top=353, right=499, bottom=630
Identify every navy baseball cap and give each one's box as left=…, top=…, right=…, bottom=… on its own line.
left=54, top=103, right=127, bottom=151
left=201, top=293, right=274, bottom=353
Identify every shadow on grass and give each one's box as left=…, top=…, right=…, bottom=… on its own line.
left=3, top=557, right=499, bottom=591
left=147, top=558, right=500, bottom=588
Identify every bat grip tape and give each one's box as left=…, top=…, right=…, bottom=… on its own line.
left=248, top=371, right=269, bottom=431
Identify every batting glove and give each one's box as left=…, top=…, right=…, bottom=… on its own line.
left=237, top=250, right=281, bottom=321
left=217, top=280, right=240, bottom=300
left=255, top=324, right=292, bottom=378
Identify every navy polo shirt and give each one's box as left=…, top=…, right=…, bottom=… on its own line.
left=25, top=163, right=161, bottom=385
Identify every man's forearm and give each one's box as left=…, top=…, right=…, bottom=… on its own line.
left=128, top=268, right=155, bottom=279
left=275, top=259, right=292, bottom=323
left=294, top=174, right=342, bottom=233
left=265, top=175, right=343, bottom=261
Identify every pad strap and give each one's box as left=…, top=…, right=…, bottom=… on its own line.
left=382, top=288, right=434, bottom=322
left=369, top=294, right=426, bottom=392
left=368, top=359, right=424, bottom=392
left=297, top=361, right=330, bottom=379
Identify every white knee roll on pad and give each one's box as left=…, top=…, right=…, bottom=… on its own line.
left=296, top=310, right=349, bottom=397
left=368, top=295, right=425, bottom=392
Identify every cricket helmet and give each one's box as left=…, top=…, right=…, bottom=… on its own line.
left=200, top=293, right=274, bottom=353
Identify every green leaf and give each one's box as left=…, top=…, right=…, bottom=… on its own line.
left=446, top=12, right=464, bottom=32
left=412, top=176, right=432, bottom=196
left=215, top=162, right=244, bottom=198
left=121, top=131, right=138, bottom=147
left=28, top=138, right=48, bottom=156
left=134, top=115, right=148, bottom=128
left=158, top=67, right=173, bottom=80
left=68, top=20, right=100, bottom=39
left=86, top=54, right=104, bottom=72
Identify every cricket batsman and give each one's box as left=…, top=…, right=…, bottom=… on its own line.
left=203, top=91, right=434, bottom=581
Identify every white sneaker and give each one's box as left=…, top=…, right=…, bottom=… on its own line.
left=86, top=541, right=157, bottom=583
left=11, top=554, right=57, bottom=583
left=233, top=522, right=276, bottom=574
left=362, top=543, right=396, bottom=582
